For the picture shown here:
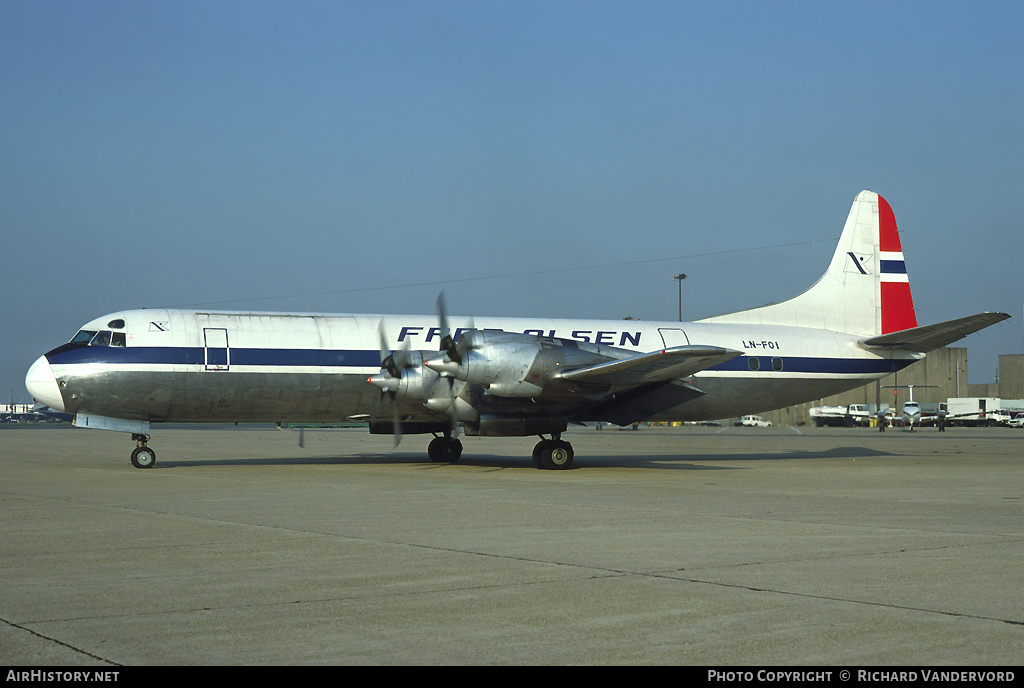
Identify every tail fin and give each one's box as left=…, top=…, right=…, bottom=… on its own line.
left=698, top=190, right=917, bottom=336
left=876, top=194, right=918, bottom=334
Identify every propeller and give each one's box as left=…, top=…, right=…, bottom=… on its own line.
left=368, top=322, right=411, bottom=447
left=368, top=300, right=476, bottom=447
left=426, top=293, right=472, bottom=437
left=428, top=292, right=476, bottom=376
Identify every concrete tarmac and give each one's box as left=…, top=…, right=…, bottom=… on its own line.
left=1, top=423, right=1022, bottom=666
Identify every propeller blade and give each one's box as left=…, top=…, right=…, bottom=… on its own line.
left=378, top=322, right=399, bottom=378
left=436, top=291, right=462, bottom=364
left=391, top=391, right=402, bottom=448
left=444, top=376, right=461, bottom=439
left=437, top=292, right=450, bottom=342
left=378, top=321, right=390, bottom=361
left=375, top=321, right=403, bottom=448
left=371, top=384, right=383, bottom=417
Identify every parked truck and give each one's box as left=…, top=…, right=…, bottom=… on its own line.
left=809, top=404, right=878, bottom=427
left=946, top=398, right=1024, bottom=426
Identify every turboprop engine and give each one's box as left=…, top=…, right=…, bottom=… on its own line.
left=424, top=330, right=615, bottom=397
left=368, top=349, right=474, bottom=418
left=367, top=295, right=638, bottom=456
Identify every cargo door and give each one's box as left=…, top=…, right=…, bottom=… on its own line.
left=204, top=327, right=230, bottom=371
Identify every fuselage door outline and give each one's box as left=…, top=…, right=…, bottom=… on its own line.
left=204, top=328, right=230, bottom=371
left=658, top=328, right=690, bottom=349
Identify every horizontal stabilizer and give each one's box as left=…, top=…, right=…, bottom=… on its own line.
left=555, top=345, right=743, bottom=387
left=859, top=312, right=1010, bottom=352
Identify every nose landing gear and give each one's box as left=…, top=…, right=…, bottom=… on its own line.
left=130, top=433, right=156, bottom=469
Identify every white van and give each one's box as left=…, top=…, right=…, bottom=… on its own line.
left=736, top=415, right=772, bottom=427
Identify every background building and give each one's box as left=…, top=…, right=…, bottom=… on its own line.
left=761, top=349, right=1024, bottom=426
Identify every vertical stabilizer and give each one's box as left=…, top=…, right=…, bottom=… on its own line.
left=698, top=190, right=917, bottom=336
left=877, top=195, right=918, bottom=334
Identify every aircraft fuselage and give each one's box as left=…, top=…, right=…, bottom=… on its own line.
left=31, top=308, right=919, bottom=428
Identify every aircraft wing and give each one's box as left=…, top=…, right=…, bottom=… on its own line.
left=574, top=380, right=707, bottom=426
left=554, top=345, right=743, bottom=387
left=859, top=312, right=1010, bottom=353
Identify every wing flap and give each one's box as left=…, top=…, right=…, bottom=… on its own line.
left=860, top=312, right=1010, bottom=353
left=575, top=380, right=707, bottom=426
left=555, top=345, right=743, bottom=387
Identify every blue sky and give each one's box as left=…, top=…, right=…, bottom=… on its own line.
left=2, top=1, right=1021, bottom=401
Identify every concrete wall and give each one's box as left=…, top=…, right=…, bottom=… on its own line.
left=997, top=354, right=1024, bottom=399
left=968, top=383, right=999, bottom=398
left=763, top=347, right=970, bottom=426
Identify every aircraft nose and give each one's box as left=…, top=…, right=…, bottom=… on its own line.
left=25, top=356, right=65, bottom=413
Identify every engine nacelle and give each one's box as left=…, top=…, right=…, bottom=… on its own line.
left=391, top=351, right=432, bottom=400
left=426, top=331, right=611, bottom=398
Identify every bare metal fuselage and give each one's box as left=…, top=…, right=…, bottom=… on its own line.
left=42, top=309, right=917, bottom=429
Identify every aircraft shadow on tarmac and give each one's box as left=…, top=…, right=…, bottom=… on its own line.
left=156, top=446, right=895, bottom=471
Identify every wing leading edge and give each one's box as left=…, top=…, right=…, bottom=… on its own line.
left=554, top=345, right=743, bottom=387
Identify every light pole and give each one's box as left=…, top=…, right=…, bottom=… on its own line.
left=673, top=273, right=687, bottom=322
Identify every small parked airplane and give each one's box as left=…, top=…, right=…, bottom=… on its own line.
left=885, top=384, right=938, bottom=430
left=25, top=191, right=1009, bottom=469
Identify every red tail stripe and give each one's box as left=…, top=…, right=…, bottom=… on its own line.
left=881, top=282, right=917, bottom=333
left=877, top=194, right=917, bottom=333
left=877, top=195, right=902, bottom=253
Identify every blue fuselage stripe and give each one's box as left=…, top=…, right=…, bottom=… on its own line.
left=47, top=346, right=381, bottom=368
left=47, top=346, right=910, bottom=376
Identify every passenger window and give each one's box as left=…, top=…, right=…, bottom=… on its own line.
left=111, top=332, right=127, bottom=347
left=748, top=357, right=760, bottom=371
left=772, top=357, right=783, bottom=371
left=91, top=331, right=112, bottom=347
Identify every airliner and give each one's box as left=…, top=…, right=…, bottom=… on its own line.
left=25, top=191, right=1009, bottom=469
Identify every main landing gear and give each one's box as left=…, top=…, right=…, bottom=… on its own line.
left=427, top=434, right=463, bottom=463
left=130, top=433, right=156, bottom=469
left=426, top=433, right=575, bottom=470
left=532, top=435, right=574, bottom=470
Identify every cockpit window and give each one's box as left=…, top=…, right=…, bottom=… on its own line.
left=107, top=319, right=126, bottom=329
left=71, top=330, right=97, bottom=344
left=70, top=329, right=128, bottom=347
